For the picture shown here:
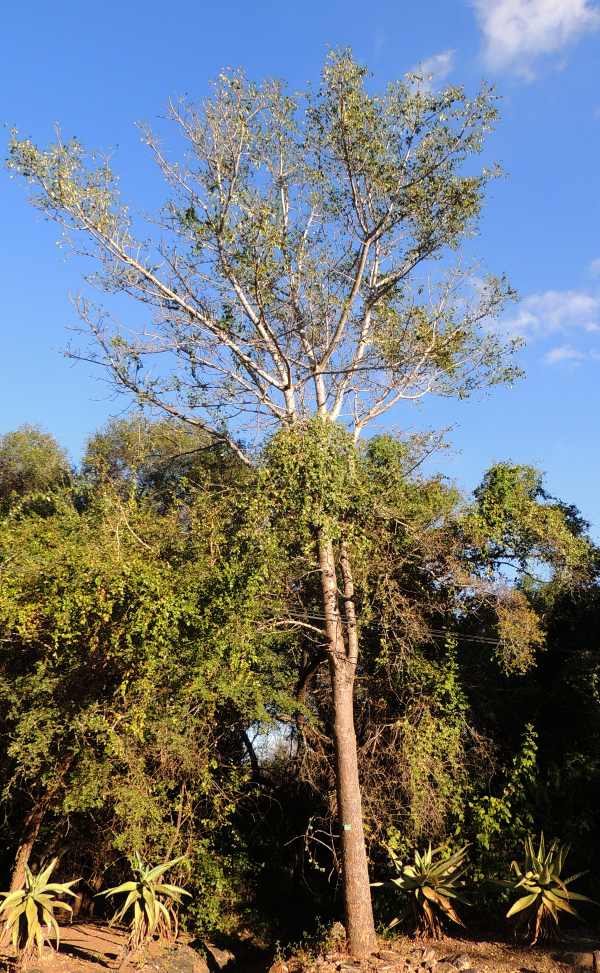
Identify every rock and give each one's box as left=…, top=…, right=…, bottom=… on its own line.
left=457, top=959, right=473, bottom=971
left=145, top=943, right=210, bottom=973
left=559, top=955, right=595, bottom=970
left=446, top=955, right=472, bottom=971
left=204, top=943, right=236, bottom=970
left=435, top=963, right=458, bottom=973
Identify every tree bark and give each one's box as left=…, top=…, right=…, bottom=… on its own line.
left=0, top=794, right=52, bottom=947
left=8, top=756, right=73, bottom=892
left=319, top=533, right=376, bottom=958
left=9, top=800, right=48, bottom=892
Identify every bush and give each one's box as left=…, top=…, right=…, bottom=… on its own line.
left=506, top=834, right=594, bottom=943
left=373, top=843, right=469, bottom=938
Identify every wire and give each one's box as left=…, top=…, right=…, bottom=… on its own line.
left=255, top=596, right=508, bottom=647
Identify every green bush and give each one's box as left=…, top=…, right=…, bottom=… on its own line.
left=99, top=853, right=190, bottom=953
left=373, top=843, right=469, bottom=938
left=0, top=860, right=78, bottom=963
left=506, top=834, right=594, bottom=943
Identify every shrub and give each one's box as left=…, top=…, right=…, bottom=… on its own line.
left=0, top=859, right=78, bottom=964
left=506, top=833, right=594, bottom=943
left=99, top=853, right=190, bottom=953
left=373, top=843, right=469, bottom=938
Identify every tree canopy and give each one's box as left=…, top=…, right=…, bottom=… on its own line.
left=0, top=420, right=597, bottom=941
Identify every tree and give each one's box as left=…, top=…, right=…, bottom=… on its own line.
left=260, top=451, right=593, bottom=873
left=0, top=426, right=70, bottom=512
left=0, top=457, right=295, bottom=924
left=82, top=415, right=243, bottom=502
left=9, top=51, right=521, bottom=954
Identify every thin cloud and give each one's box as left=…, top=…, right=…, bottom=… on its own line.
left=472, top=0, right=600, bottom=77
left=544, top=344, right=587, bottom=364
left=589, top=257, right=600, bottom=276
left=505, top=289, right=600, bottom=336
left=409, top=50, right=455, bottom=90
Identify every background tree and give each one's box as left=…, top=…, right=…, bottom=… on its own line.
left=9, top=51, right=521, bottom=954
left=0, top=444, right=295, bottom=927
left=0, top=426, right=71, bottom=513
left=83, top=415, right=243, bottom=503
left=251, top=445, right=593, bottom=898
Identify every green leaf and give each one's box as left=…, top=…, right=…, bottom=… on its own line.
left=507, top=892, right=539, bottom=918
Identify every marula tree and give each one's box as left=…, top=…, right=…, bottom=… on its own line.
left=9, top=51, right=520, bottom=955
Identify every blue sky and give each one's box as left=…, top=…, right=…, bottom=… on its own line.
left=2, top=0, right=600, bottom=533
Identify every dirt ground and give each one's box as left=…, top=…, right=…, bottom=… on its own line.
left=1, top=925, right=598, bottom=973
left=370, top=933, right=600, bottom=973
left=1, top=922, right=130, bottom=973
left=278, top=930, right=600, bottom=973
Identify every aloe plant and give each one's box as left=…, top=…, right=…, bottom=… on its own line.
left=99, top=853, right=190, bottom=953
left=507, top=833, right=594, bottom=943
left=0, top=859, right=78, bottom=963
left=373, top=843, right=469, bottom=938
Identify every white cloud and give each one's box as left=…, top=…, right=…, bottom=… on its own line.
left=472, top=0, right=600, bottom=76
left=505, top=289, right=600, bottom=335
left=409, top=50, right=455, bottom=90
left=544, top=344, right=587, bottom=364
left=589, top=257, right=600, bottom=276
left=544, top=344, right=600, bottom=364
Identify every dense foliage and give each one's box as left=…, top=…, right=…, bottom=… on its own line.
left=0, top=420, right=598, bottom=944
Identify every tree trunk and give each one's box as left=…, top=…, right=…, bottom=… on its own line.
left=8, top=756, right=73, bottom=892
left=0, top=796, right=50, bottom=947
left=319, top=533, right=376, bottom=958
left=9, top=799, right=49, bottom=892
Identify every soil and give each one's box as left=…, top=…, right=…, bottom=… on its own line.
left=368, top=934, right=600, bottom=973
left=0, top=922, right=129, bottom=973
left=279, top=930, right=600, bottom=973
left=1, top=925, right=598, bottom=973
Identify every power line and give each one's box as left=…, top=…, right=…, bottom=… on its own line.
left=255, top=597, right=509, bottom=647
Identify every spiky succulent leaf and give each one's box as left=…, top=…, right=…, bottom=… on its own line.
left=0, top=858, right=78, bottom=960
left=374, top=843, right=470, bottom=938
left=506, top=833, right=596, bottom=943
left=100, top=854, right=189, bottom=953
left=98, top=880, right=138, bottom=896
left=507, top=892, right=539, bottom=918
